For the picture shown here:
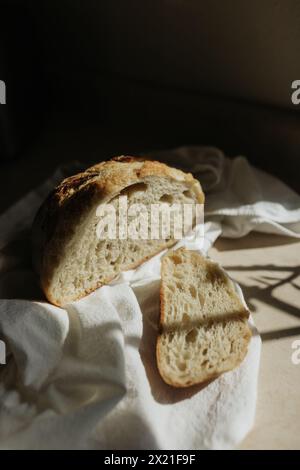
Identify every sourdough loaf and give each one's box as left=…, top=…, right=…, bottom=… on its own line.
left=32, top=157, right=204, bottom=306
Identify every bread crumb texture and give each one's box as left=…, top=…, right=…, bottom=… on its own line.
left=157, top=248, right=252, bottom=387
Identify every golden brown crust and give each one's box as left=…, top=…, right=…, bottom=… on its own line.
left=32, top=156, right=204, bottom=306
left=52, top=156, right=200, bottom=208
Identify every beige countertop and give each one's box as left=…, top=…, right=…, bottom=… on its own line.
left=209, top=233, right=300, bottom=450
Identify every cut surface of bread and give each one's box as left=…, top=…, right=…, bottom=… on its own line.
left=32, top=156, right=204, bottom=306
left=157, top=248, right=252, bottom=387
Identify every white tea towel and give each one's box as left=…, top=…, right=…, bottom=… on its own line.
left=150, top=146, right=300, bottom=239
left=0, top=146, right=299, bottom=449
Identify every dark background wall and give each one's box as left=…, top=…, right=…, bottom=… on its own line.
left=25, top=0, right=300, bottom=111
left=1, top=0, right=300, bottom=208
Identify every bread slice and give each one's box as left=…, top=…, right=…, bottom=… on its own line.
left=32, top=156, right=204, bottom=306
left=157, top=248, right=252, bottom=387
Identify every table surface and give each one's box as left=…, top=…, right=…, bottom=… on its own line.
left=209, top=234, right=300, bottom=450
left=1, top=117, right=300, bottom=450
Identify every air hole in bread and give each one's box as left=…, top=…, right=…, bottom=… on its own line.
left=120, top=182, right=148, bottom=197
left=128, top=243, right=138, bottom=253
left=171, top=255, right=182, bottom=265
left=206, top=266, right=225, bottom=284
left=177, top=362, right=187, bottom=371
left=198, top=293, right=205, bottom=307
left=95, top=240, right=105, bottom=254
left=173, top=272, right=184, bottom=279
left=189, top=285, right=197, bottom=298
left=168, top=332, right=174, bottom=342
left=159, top=194, right=173, bottom=203
left=182, top=313, right=190, bottom=323
left=186, top=328, right=198, bottom=343
left=183, top=190, right=193, bottom=198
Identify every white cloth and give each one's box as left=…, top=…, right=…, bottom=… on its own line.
left=0, top=147, right=299, bottom=449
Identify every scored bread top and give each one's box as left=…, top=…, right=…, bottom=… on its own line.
left=50, top=156, right=203, bottom=208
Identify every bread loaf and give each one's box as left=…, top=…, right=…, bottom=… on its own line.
left=157, top=248, right=252, bottom=387
left=32, top=157, right=204, bottom=306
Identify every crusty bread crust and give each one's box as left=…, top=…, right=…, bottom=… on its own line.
left=32, top=156, right=204, bottom=306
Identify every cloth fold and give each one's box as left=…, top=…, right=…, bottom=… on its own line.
left=0, top=147, right=299, bottom=449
